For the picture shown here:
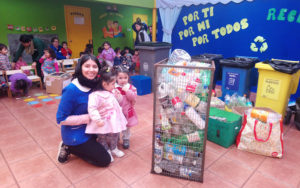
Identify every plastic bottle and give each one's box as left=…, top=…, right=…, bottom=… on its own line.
left=240, top=94, right=247, bottom=106
left=179, top=166, right=202, bottom=179
left=158, top=83, right=172, bottom=109
left=160, top=108, right=171, bottom=131
left=157, top=160, right=179, bottom=173
left=168, top=86, right=184, bottom=111
left=199, top=85, right=209, bottom=102
left=184, top=93, right=200, bottom=108
left=195, top=101, right=207, bottom=114
left=182, top=156, right=202, bottom=168
left=186, top=77, right=201, bottom=93
left=161, top=130, right=205, bottom=146
left=164, top=152, right=184, bottom=164
left=246, top=99, right=252, bottom=107
left=164, top=143, right=187, bottom=156
left=185, top=107, right=205, bottom=129
left=224, top=94, right=230, bottom=105
left=154, top=142, right=164, bottom=164
left=171, top=123, right=182, bottom=135
left=157, top=160, right=201, bottom=179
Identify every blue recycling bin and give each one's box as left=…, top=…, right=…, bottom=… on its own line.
left=236, top=56, right=260, bottom=87
left=130, top=75, right=152, bottom=96
left=220, top=57, right=257, bottom=98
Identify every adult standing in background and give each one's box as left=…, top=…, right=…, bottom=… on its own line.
left=132, top=18, right=150, bottom=45
left=50, top=37, right=69, bottom=60
left=13, top=34, right=46, bottom=80
left=134, top=22, right=150, bottom=45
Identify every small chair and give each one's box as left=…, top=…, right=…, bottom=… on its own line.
left=5, top=69, right=23, bottom=98
left=20, top=65, right=43, bottom=90
left=57, top=60, right=64, bottom=72
left=0, top=70, right=8, bottom=96
left=62, top=59, right=77, bottom=74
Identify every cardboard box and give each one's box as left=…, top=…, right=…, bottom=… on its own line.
left=45, top=72, right=72, bottom=94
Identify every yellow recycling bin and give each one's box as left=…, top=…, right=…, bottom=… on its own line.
left=255, top=60, right=300, bottom=116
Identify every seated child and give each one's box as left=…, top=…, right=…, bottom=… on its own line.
left=113, top=47, right=122, bottom=67
left=132, top=49, right=140, bottom=73
left=0, top=43, right=12, bottom=87
left=61, top=41, right=72, bottom=59
left=9, top=73, right=32, bottom=97
left=120, top=50, right=129, bottom=70
left=13, top=56, right=30, bottom=75
left=97, top=47, right=104, bottom=64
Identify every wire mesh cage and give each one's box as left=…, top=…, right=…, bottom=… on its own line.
left=151, top=58, right=215, bottom=182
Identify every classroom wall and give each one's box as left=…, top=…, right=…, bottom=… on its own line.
left=156, top=0, right=300, bottom=61
left=0, top=0, right=152, bottom=55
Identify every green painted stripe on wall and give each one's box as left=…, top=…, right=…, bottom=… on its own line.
left=78, top=0, right=154, bottom=8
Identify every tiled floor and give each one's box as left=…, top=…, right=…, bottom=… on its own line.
left=1, top=89, right=300, bottom=188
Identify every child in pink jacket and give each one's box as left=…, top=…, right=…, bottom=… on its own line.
left=86, top=66, right=127, bottom=162
left=115, top=66, right=138, bottom=149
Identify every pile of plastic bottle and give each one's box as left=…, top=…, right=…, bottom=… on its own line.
left=153, top=49, right=212, bottom=180
left=224, top=93, right=252, bottom=111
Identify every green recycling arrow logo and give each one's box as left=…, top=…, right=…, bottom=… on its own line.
left=250, top=36, right=268, bottom=53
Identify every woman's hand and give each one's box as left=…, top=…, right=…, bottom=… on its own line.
left=96, top=120, right=104, bottom=127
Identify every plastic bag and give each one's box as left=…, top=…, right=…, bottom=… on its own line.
left=220, top=57, right=257, bottom=68
left=263, top=59, right=300, bottom=74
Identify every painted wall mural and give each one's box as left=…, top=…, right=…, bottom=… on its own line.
left=100, top=5, right=125, bottom=38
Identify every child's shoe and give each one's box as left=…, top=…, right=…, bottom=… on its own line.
left=107, top=150, right=114, bottom=162
left=111, top=147, right=125, bottom=157
left=57, top=141, right=70, bottom=163
left=123, top=139, right=130, bottom=149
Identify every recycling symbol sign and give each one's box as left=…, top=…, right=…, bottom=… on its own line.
left=250, top=36, right=268, bottom=53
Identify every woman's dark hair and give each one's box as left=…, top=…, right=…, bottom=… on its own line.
left=19, top=35, right=33, bottom=43
left=44, top=47, right=56, bottom=59
left=61, top=41, right=67, bottom=46
left=102, top=41, right=111, bottom=48
left=79, top=51, right=88, bottom=57
left=15, top=79, right=28, bottom=95
left=0, top=43, right=7, bottom=51
left=94, top=66, right=117, bottom=91
left=74, top=54, right=101, bottom=89
left=115, top=65, right=129, bottom=77
left=114, top=47, right=120, bottom=53
left=51, top=37, right=59, bottom=43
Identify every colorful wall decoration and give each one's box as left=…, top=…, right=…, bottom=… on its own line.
left=157, top=0, right=300, bottom=61
left=100, top=5, right=125, bottom=38
left=0, top=0, right=152, bottom=56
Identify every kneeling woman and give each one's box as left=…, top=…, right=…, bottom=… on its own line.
left=56, top=54, right=111, bottom=166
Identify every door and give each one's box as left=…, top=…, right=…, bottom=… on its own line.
left=64, top=5, right=93, bottom=58
left=132, top=14, right=148, bottom=42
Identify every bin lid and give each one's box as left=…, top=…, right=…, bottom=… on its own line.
left=220, top=57, right=256, bottom=68
left=259, top=59, right=300, bottom=74
left=255, top=62, right=274, bottom=71
left=135, top=42, right=172, bottom=50
left=192, top=53, right=223, bottom=60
